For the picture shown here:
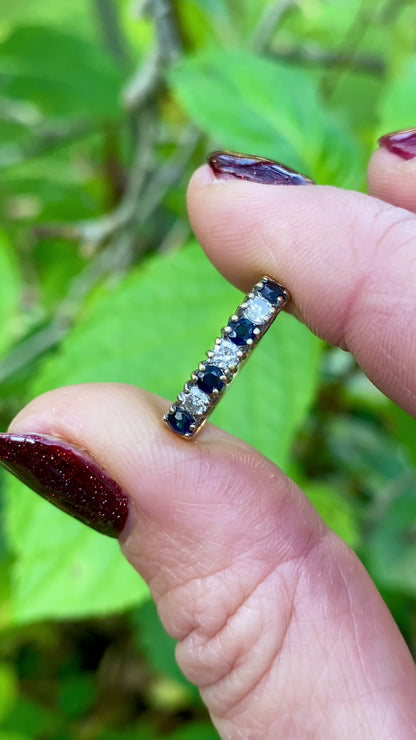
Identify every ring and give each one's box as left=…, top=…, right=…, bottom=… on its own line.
left=164, top=277, right=289, bottom=439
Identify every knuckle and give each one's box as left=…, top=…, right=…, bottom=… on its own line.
left=175, top=565, right=298, bottom=709
left=336, top=202, right=416, bottom=350
left=371, top=204, right=416, bottom=262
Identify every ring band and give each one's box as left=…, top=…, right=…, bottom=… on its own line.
left=164, top=277, right=289, bottom=439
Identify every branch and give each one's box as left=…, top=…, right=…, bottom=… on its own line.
left=320, top=0, right=386, bottom=98
left=31, top=0, right=184, bottom=252
left=251, top=0, right=296, bottom=52
left=33, top=122, right=199, bottom=251
left=151, top=0, right=182, bottom=64
left=0, top=238, right=134, bottom=384
left=93, top=0, right=131, bottom=68
left=3, top=0, right=187, bottom=381
left=0, top=119, right=93, bottom=170
left=124, top=0, right=181, bottom=112
left=0, top=323, right=68, bottom=384
left=270, top=45, right=385, bottom=76
left=138, top=125, right=201, bottom=223
left=123, top=51, right=160, bottom=112
left=33, top=109, right=154, bottom=251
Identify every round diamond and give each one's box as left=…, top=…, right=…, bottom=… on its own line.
left=196, top=365, right=225, bottom=394
left=227, top=317, right=256, bottom=346
left=178, top=386, right=210, bottom=415
left=209, top=339, right=241, bottom=369
left=165, top=407, right=194, bottom=436
left=243, top=296, right=274, bottom=324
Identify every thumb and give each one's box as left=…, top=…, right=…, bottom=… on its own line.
left=1, top=382, right=415, bottom=738
left=367, top=128, right=416, bottom=213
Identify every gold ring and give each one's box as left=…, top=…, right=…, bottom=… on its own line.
left=164, top=277, right=289, bottom=439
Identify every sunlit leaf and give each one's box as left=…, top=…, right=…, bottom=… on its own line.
left=169, top=49, right=362, bottom=186
left=303, top=482, right=360, bottom=549
left=0, top=26, right=123, bottom=119
left=0, top=229, right=21, bottom=359
left=0, top=0, right=93, bottom=38
left=6, top=475, right=144, bottom=624
left=377, top=56, right=416, bottom=136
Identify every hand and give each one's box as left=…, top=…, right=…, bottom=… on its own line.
left=1, top=129, right=416, bottom=738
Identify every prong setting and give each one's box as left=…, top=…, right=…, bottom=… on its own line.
left=164, top=277, right=289, bottom=438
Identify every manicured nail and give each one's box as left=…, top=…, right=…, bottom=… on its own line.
left=378, top=128, right=416, bottom=161
left=208, top=151, right=314, bottom=185
left=0, top=433, right=130, bottom=538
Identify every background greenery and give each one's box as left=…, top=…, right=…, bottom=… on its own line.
left=0, top=0, right=415, bottom=736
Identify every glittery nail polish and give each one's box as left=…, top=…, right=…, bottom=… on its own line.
left=0, top=433, right=130, bottom=538
left=208, top=151, right=314, bottom=185
left=378, top=128, right=416, bottom=161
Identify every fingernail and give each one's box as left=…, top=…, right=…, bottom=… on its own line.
left=378, top=128, right=416, bottom=161
left=0, top=433, right=130, bottom=538
left=208, top=151, right=314, bottom=185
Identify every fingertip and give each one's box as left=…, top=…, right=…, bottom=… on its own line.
left=187, top=163, right=217, bottom=192
left=367, top=145, right=416, bottom=212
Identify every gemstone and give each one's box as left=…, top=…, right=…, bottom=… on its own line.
left=178, top=386, right=210, bottom=415
left=243, top=296, right=274, bottom=324
left=227, top=317, right=256, bottom=346
left=259, top=280, right=287, bottom=305
left=196, top=365, right=225, bottom=394
left=165, top=407, right=194, bottom=435
left=209, top=339, right=241, bottom=369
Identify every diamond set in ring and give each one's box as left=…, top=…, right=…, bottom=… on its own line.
left=164, top=277, right=289, bottom=439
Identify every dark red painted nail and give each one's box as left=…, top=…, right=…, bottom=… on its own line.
left=378, top=128, right=416, bottom=161
left=208, top=151, right=314, bottom=185
left=0, top=433, right=130, bottom=538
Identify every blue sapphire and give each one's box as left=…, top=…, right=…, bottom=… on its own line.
left=165, top=407, right=194, bottom=436
left=227, top=317, right=256, bottom=346
left=259, top=280, right=287, bottom=305
left=197, top=365, right=225, bottom=394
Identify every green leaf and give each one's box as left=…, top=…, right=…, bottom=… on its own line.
left=174, top=0, right=234, bottom=48
left=0, top=662, right=17, bottom=722
left=132, top=601, right=199, bottom=699
left=169, top=49, right=362, bottom=186
left=0, top=694, right=56, bottom=738
left=388, top=401, right=416, bottom=472
left=303, top=482, right=361, bottom=550
left=283, top=0, right=363, bottom=49
left=6, top=242, right=321, bottom=623
left=167, top=722, right=220, bottom=740
left=0, top=0, right=94, bottom=38
left=328, top=416, right=406, bottom=485
left=365, top=477, right=416, bottom=596
left=58, top=672, right=96, bottom=720
left=33, top=239, right=86, bottom=312
left=377, top=56, right=416, bottom=137
left=0, top=26, right=123, bottom=119
left=6, top=473, right=145, bottom=624
left=100, top=720, right=219, bottom=740
left=0, top=229, right=21, bottom=359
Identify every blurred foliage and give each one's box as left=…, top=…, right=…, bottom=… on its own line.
left=0, top=0, right=415, bottom=736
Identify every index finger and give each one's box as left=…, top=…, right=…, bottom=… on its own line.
left=187, top=166, right=416, bottom=417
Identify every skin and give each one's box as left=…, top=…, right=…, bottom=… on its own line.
left=8, top=146, right=416, bottom=738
